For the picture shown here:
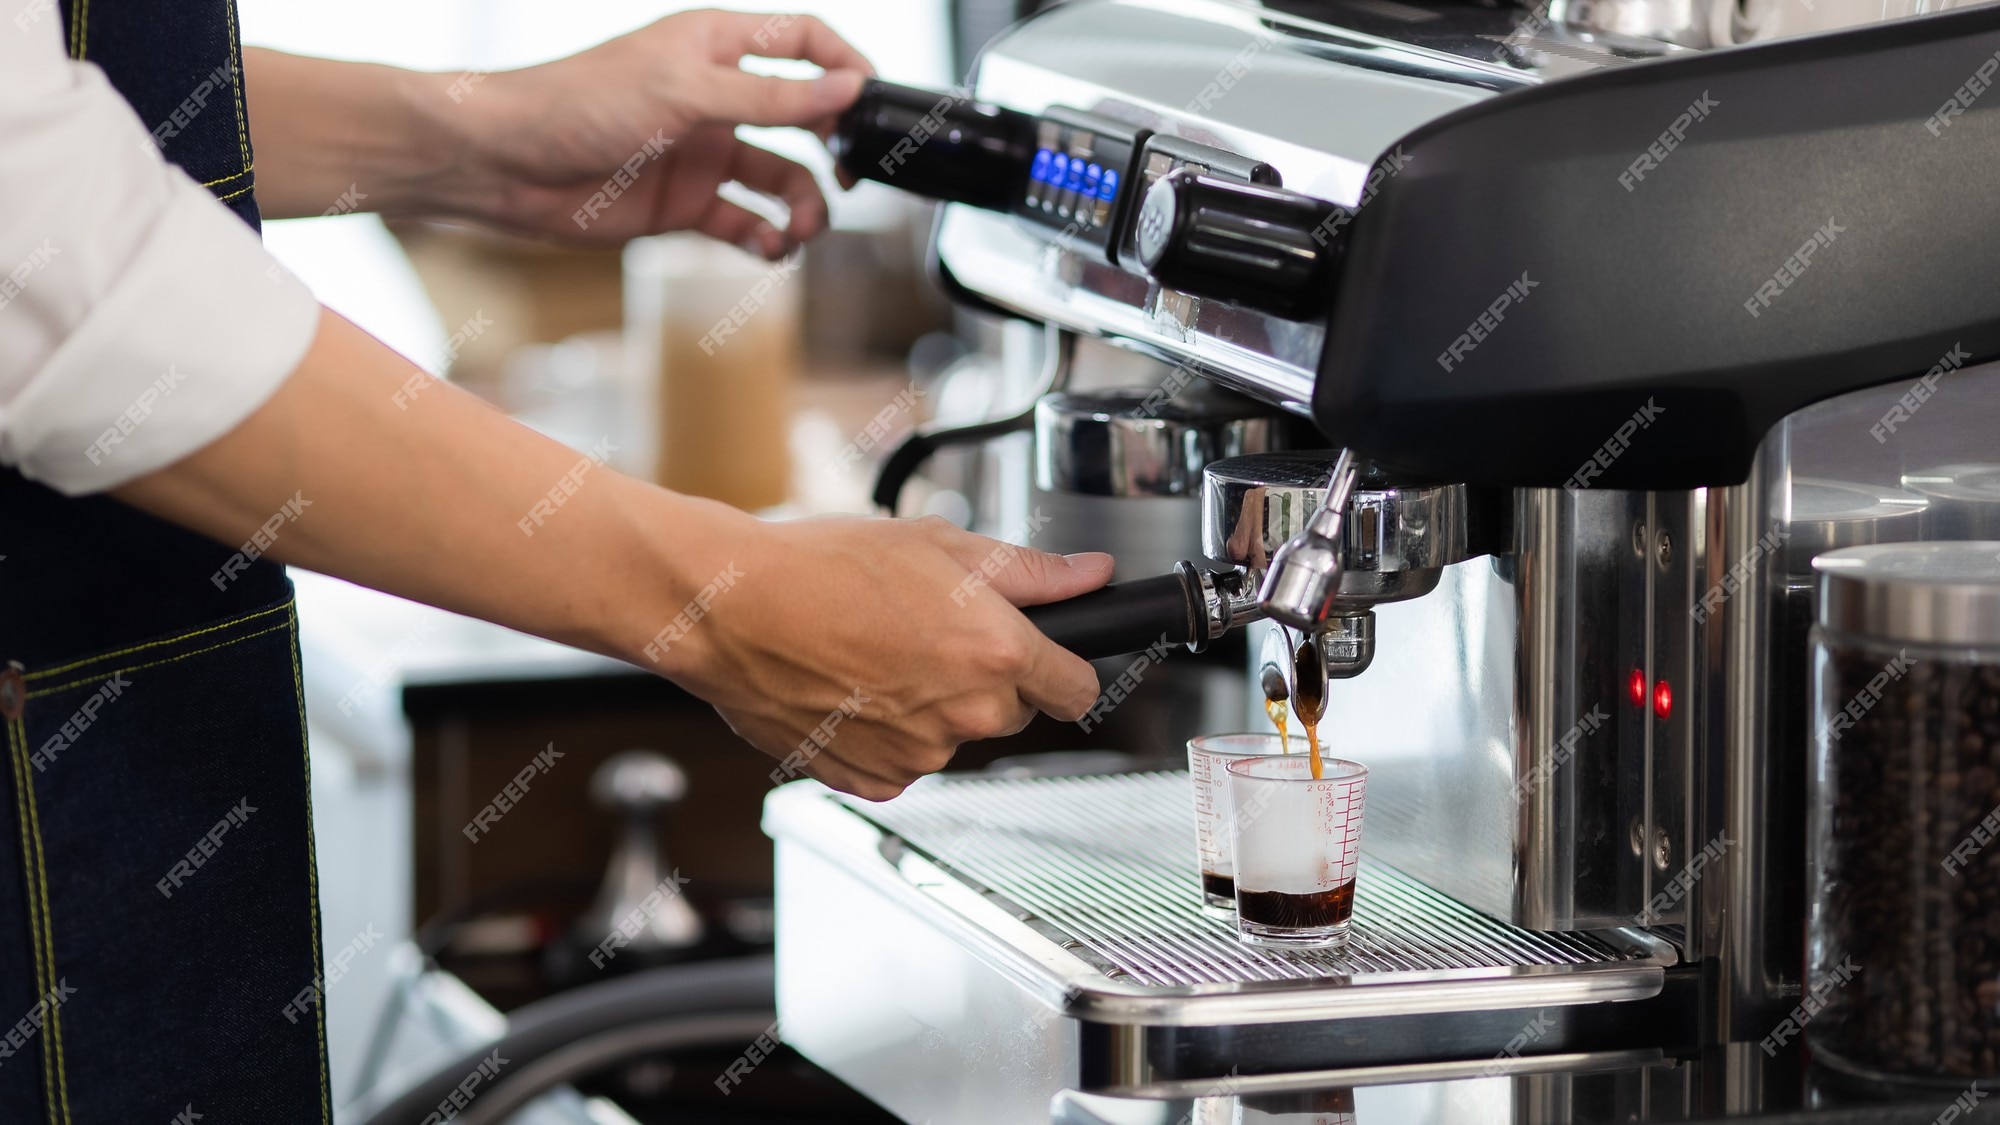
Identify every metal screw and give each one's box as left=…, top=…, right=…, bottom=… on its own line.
left=1632, top=521, right=1648, bottom=557
left=1629, top=817, right=1646, bottom=857
left=1653, top=829, right=1673, bottom=871
left=1656, top=531, right=1675, bottom=569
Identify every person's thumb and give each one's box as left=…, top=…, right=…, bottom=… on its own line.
left=977, top=547, right=1114, bottom=608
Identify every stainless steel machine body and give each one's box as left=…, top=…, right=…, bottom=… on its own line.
left=766, top=366, right=2000, bottom=1125
left=773, top=0, right=2000, bottom=1120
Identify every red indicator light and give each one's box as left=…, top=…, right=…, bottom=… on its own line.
left=1628, top=668, right=1647, bottom=708
left=1653, top=679, right=1674, bottom=721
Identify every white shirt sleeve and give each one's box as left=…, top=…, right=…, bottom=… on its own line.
left=0, top=13, right=321, bottom=495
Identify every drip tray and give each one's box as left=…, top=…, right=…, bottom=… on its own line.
left=765, top=772, right=1679, bottom=1125
left=769, top=770, right=1673, bottom=1024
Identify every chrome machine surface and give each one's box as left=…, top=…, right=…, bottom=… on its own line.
left=934, top=0, right=1682, bottom=413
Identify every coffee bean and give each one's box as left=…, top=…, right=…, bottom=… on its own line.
left=1813, top=642, right=2000, bottom=1079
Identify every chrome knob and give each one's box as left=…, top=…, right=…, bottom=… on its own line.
left=1135, top=170, right=1349, bottom=321
left=575, top=750, right=702, bottom=958
left=591, top=749, right=686, bottom=811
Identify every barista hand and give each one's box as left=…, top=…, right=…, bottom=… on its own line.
left=245, top=11, right=871, bottom=257
left=118, top=312, right=1113, bottom=805
left=639, top=506, right=1115, bottom=800
left=445, top=10, right=870, bottom=254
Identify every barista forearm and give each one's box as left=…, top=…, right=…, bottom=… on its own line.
left=110, top=307, right=730, bottom=668
left=242, top=49, right=485, bottom=221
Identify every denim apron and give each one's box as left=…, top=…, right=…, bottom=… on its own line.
left=0, top=0, right=332, bottom=1119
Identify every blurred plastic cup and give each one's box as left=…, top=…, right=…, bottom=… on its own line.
left=1188, top=733, right=1307, bottom=915
left=1226, top=754, right=1367, bottom=948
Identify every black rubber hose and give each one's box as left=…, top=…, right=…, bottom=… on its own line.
left=871, top=412, right=1036, bottom=514
left=357, top=955, right=774, bottom=1125
left=1021, top=568, right=1204, bottom=661
left=872, top=326, right=1074, bottom=516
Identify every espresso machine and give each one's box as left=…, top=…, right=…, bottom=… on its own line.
left=763, top=0, right=2000, bottom=1120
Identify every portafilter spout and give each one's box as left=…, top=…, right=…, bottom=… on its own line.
left=1258, top=449, right=1360, bottom=632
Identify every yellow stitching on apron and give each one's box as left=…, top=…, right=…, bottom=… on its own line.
left=11, top=600, right=295, bottom=1118
left=202, top=165, right=254, bottom=189
left=25, top=603, right=290, bottom=682
left=15, top=725, right=71, bottom=1122
left=65, top=0, right=79, bottom=58
left=7, top=721, right=57, bottom=1125
left=214, top=183, right=256, bottom=203
left=27, top=623, right=293, bottom=699
left=222, top=0, right=252, bottom=171
left=286, top=609, right=332, bottom=1124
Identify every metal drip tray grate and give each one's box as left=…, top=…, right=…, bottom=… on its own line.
left=794, top=770, right=1673, bottom=1020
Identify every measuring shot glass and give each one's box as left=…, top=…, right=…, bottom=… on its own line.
left=1225, top=754, right=1368, bottom=948
left=1189, top=733, right=1307, bottom=915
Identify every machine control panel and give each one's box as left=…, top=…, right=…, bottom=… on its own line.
left=833, top=79, right=1349, bottom=320
left=1015, top=110, right=1143, bottom=263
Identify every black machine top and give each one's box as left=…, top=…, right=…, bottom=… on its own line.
left=1318, top=2, right=2000, bottom=488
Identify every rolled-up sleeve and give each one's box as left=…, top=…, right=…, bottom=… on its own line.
left=0, top=15, right=320, bottom=495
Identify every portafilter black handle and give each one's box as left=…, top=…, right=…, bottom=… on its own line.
left=1021, top=562, right=1227, bottom=662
